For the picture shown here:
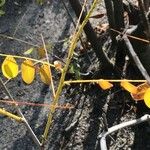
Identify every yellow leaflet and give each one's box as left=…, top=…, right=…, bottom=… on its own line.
left=2, top=56, right=19, bottom=79
left=39, top=64, right=51, bottom=85
left=120, top=80, right=137, bottom=94
left=21, top=60, right=35, bottom=84
left=131, top=82, right=149, bottom=101
left=144, top=88, right=150, bottom=108
left=98, top=79, right=113, bottom=90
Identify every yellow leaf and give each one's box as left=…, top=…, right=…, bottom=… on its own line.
left=98, top=79, right=113, bottom=90
left=21, top=60, right=35, bottom=84
left=144, top=88, right=150, bottom=108
left=54, top=60, right=62, bottom=71
left=131, top=83, right=150, bottom=101
left=39, top=64, right=51, bottom=85
left=23, top=48, right=34, bottom=55
left=2, top=56, right=18, bottom=79
left=120, top=80, right=137, bottom=94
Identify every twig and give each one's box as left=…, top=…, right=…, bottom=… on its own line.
left=61, top=0, right=88, bottom=59
left=0, top=34, right=39, bottom=47
left=61, top=0, right=90, bottom=60
left=99, top=114, right=150, bottom=150
left=74, top=0, right=87, bottom=33
left=0, top=77, right=41, bottom=147
left=64, top=79, right=146, bottom=84
left=41, top=34, right=56, bottom=97
left=69, top=0, right=112, bottom=69
left=42, top=0, right=99, bottom=145
left=123, top=35, right=150, bottom=84
left=111, top=28, right=150, bottom=44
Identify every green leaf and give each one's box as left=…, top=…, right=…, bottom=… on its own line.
left=69, top=64, right=75, bottom=74
left=0, top=10, right=5, bottom=16
left=0, top=0, right=5, bottom=7
left=23, top=48, right=34, bottom=55
left=36, top=0, right=44, bottom=5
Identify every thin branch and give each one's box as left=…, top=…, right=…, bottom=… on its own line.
left=69, top=0, right=113, bottom=69
left=61, top=0, right=89, bottom=55
left=0, top=78, right=41, bottom=147
left=111, top=28, right=150, bottom=44
left=99, top=114, right=150, bottom=150
left=41, top=34, right=56, bottom=97
left=42, top=0, right=99, bottom=145
left=64, top=79, right=146, bottom=84
left=123, top=35, right=150, bottom=84
left=0, top=34, right=39, bottom=47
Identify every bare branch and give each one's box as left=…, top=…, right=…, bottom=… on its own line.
left=123, top=35, right=150, bottom=84
left=99, top=114, right=150, bottom=150
left=0, top=78, right=41, bottom=147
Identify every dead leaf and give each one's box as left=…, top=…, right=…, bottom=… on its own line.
left=131, top=82, right=150, bottom=101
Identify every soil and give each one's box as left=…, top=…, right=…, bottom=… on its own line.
left=0, top=0, right=150, bottom=150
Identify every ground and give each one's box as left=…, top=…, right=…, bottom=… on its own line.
left=0, top=0, right=150, bottom=150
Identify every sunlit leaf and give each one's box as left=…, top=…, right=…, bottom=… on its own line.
left=54, top=60, right=62, bottom=71
left=144, top=88, right=150, bottom=108
left=23, top=48, right=34, bottom=55
left=39, top=64, right=51, bottom=85
left=21, top=60, right=35, bottom=84
left=2, top=56, right=18, bottom=79
left=98, top=79, right=113, bottom=90
left=131, top=83, right=150, bottom=101
left=120, top=80, right=137, bottom=94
